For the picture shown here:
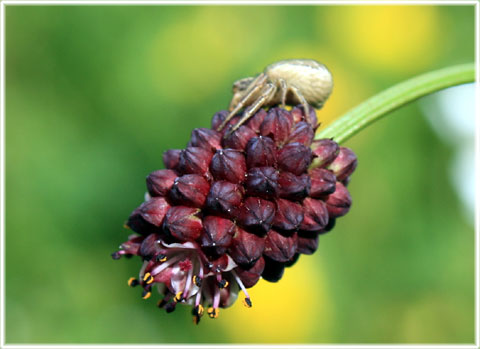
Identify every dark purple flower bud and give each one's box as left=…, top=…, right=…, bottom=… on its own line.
left=245, top=136, right=276, bottom=168
left=300, top=197, right=329, bottom=232
left=277, top=143, right=313, bottom=176
left=115, top=235, right=144, bottom=257
left=162, top=149, right=181, bottom=171
left=221, top=116, right=242, bottom=136
left=205, top=181, right=243, bottom=215
left=210, top=149, right=247, bottom=184
left=326, top=182, right=352, bottom=218
left=234, top=257, right=265, bottom=288
left=245, top=108, right=267, bottom=133
left=126, top=207, right=157, bottom=235
left=285, top=253, right=300, bottom=267
left=277, top=172, right=310, bottom=200
left=164, top=206, right=203, bottom=241
left=328, top=147, right=358, bottom=181
left=308, top=110, right=319, bottom=129
left=200, top=216, right=235, bottom=256
left=146, top=169, right=177, bottom=197
left=323, top=217, right=336, bottom=233
left=309, top=168, right=336, bottom=198
left=237, top=197, right=275, bottom=234
left=212, top=110, right=242, bottom=136
left=211, top=110, right=229, bottom=130
left=222, top=125, right=257, bottom=151
left=291, top=107, right=302, bottom=124
left=139, top=233, right=163, bottom=260
left=140, top=197, right=171, bottom=227
left=207, top=254, right=231, bottom=273
left=273, top=199, right=304, bottom=231
left=263, top=230, right=298, bottom=263
left=245, top=167, right=278, bottom=199
left=126, top=198, right=171, bottom=235
left=296, top=231, right=319, bottom=255
left=177, top=147, right=213, bottom=177
left=310, top=139, right=340, bottom=168
left=169, top=174, right=210, bottom=207
left=291, top=105, right=318, bottom=129
left=260, top=107, right=293, bottom=145
left=188, top=128, right=222, bottom=151
left=228, top=227, right=265, bottom=268
left=341, top=176, right=351, bottom=187
left=287, top=121, right=314, bottom=146
left=261, top=256, right=285, bottom=283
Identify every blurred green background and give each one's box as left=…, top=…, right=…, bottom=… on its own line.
left=5, top=4, right=475, bottom=344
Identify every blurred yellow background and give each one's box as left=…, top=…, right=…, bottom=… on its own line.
left=5, top=4, right=475, bottom=344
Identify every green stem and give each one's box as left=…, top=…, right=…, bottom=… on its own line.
left=315, top=63, right=475, bottom=144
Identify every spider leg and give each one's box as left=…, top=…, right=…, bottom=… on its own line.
left=230, top=73, right=267, bottom=108
left=228, top=97, right=238, bottom=111
left=225, top=83, right=276, bottom=138
left=291, top=86, right=311, bottom=124
left=279, top=79, right=288, bottom=108
left=219, top=74, right=267, bottom=132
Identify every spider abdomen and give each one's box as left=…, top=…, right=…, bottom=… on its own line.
left=221, top=59, right=333, bottom=135
left=265, top=59, right=333, bottom=108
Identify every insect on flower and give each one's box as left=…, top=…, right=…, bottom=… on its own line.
left=112, top=59, right=357, bottom=324
left=218, top=59, right=334, bottom=136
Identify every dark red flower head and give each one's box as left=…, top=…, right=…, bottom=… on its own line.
left=113, top=105, right=357, bottom=323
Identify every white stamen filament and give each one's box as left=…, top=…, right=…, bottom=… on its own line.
left=231, top=270, right=250, bottom=299
left=213, top=284, right=220, bottom=309
left=151, top=254, right=184, bottom=276
left=182, top=257, right=194, bottom=300
left=194, top=255, right=205, bottom=307
left=195, top=286, right=202, bottom=307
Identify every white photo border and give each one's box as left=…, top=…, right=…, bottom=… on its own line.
left=0, top=1, right=478, bottom=348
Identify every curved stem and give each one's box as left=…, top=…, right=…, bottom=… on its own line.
left=315, top=63, right=476, bottom=144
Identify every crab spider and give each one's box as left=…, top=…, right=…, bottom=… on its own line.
left=218, top=59, right=334, bottom=136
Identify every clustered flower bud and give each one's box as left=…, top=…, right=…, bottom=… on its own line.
left=112, top=105, right=357, bottom=324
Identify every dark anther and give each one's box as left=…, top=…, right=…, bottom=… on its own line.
left=243, top=297, right=252, bottom=308
left=111, top=252, right=121, bottom=260
left=193, top=304, right=204, bottom=317
left=143, top=273, right=154, bottom=284
left=217, top=279, right=229, bottom=289
left=128, top=277, right=139, bottom=287
left=207, top=307, right=219, bottom=319
left=174, top=292, right=183, bottom=302
left=157, top=299, right=168, bottom=308
left=156, top=254, right=167, bottom=262
left=141, top=289, right=151, bottom=299
left=193, top=275, right=202, bottom=287
left=165, top=302, right=176, bottom=313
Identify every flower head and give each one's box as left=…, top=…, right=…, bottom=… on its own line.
left=112, top=105, right=357, bottom=323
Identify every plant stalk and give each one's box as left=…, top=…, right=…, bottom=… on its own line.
left=315, top=63, right=476, bottom=144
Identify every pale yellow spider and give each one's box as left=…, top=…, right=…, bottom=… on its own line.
left=218, top=59, right=333, bottom=136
